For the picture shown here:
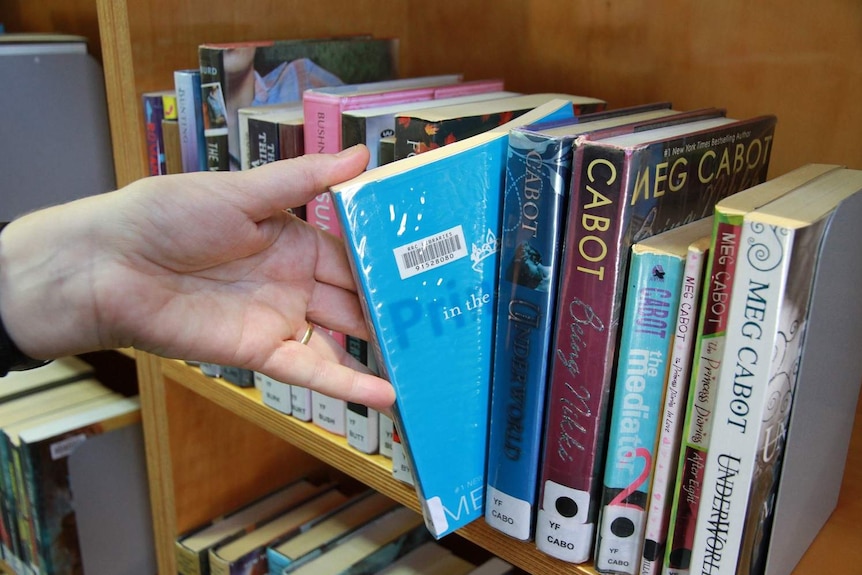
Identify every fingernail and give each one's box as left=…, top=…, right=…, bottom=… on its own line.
left=336, top=144, right=364, bottom=157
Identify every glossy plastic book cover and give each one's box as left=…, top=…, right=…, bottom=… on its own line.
left=331, top=99, right=576, bottom=538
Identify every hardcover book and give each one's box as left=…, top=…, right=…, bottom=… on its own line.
left=393, top=92, right=606, bottom=160
left=661, top=163, right=842, bottom=575
left=330, top=99, right=576, bottom=537
left=199, top=36, right=399, bottom=171
left=485, top=103, right=682, bottom=541
left=174, top=68, right=207, bottom=172
left=688, top=167, right=862, bottom=575
left=535, top=113, right=776, bottom=564
left=592, top=217, right=713, bottom=575
left=638, top=229, right=711, bottom=575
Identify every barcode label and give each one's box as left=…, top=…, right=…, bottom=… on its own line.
left=394, top=225, right=468, bottom=279
left=50, top=434, right=87, bottom=460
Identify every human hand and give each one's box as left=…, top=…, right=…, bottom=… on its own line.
left=0, top=145, right=395, bottom=410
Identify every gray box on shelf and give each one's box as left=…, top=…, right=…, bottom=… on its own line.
left=0, top=35, right=115, bottom=222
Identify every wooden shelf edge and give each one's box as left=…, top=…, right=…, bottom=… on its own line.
left=157, top=357, right=598, bottom=575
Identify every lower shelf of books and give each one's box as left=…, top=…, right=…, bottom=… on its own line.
left=134, top=353, right=861, bottom=575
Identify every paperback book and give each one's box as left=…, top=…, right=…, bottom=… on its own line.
left=331, top=99, right=576, bottom=537
left=592, top=217, right=713, bottom=575
left=661, top=163, right=842, bottom=575
left=638, top=229, right=711, bottom=575
left=688, top=167, right=862, bottom=575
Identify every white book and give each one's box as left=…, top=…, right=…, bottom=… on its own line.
left=689, top=168, right=862, bottom=575
left=347, top=402, right=379, bottom=454
left=290, top=387, right=313, bottom=422
left=640, top=232, right=711, bottom=575
left=256, top=372, right=292, bottom=415
left=378, top=413, right=394, bottom=458
left=311, top=391, right=346, bottom=436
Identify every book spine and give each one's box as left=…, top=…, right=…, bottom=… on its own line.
left=208, top=549, right=230, bottom=575
left=0, top=433, right=24, bottom=568
left=278, top=122, right=305, bottom=160
left=265, top=546, right=291, bottom=575
left=257, top=373, right=293, bottom=415
left=485, top=129, right=573, bottom=540
left=663, top=214, right=744, bottom=575
left=143, top=93, right=167, bottom=176
left=640, top=241, right=709, bottom=575
left=199, top=47, right=230, bottom=172
left=302, top=93, right=342, bottom=155
left=174, top=69, right=207, bottom=172
left=311, top=392, right=346, bottom=436
left=689, top=220, right=813, bottom=575
left=247, top=117, right=280, bottom=169
left=347, top=402, right=380, bottom=454
left=594, top=248, right=685, bottom=575
left=391, top=426, right=415, bottom=486
left=175, top=542, right=206, bottom=575
left=535, top=143, right=630, bottom=563
left=290, top=387, right=313, bottom=422
left=393, top=117, right=437, bottom=160
left=340, top=113, right=367, bottom=161
left=378, top=413, right=394, bottom=458
left=13, top=445, right=38, bottom=572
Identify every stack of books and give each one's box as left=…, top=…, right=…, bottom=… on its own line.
left=0, top=356, right=154, bottom=575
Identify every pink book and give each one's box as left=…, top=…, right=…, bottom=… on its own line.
left=302, top=74, right=463, bottom=157
left=432, top=78, right=505, bottom=99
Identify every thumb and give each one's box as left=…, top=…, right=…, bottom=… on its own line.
left=233, top=145, right=370, bottom=221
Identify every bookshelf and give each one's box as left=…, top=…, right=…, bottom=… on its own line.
left=2, top=1, right=861, bottom=574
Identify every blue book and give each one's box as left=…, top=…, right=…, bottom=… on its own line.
left=330, top=99, right=576, bottom=538
left=593, top=218, right=713, bottom=575
left=485, top=103, right=681, bottom=541
left=174, top=69, right=207, bottom=172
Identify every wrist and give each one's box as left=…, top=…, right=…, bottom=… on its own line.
left=0, top=198, right=107, bottom=360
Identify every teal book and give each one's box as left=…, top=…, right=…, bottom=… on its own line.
left=593, top=217, right=714, bottom=575
left=330, top=99, right=576, bottom=538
